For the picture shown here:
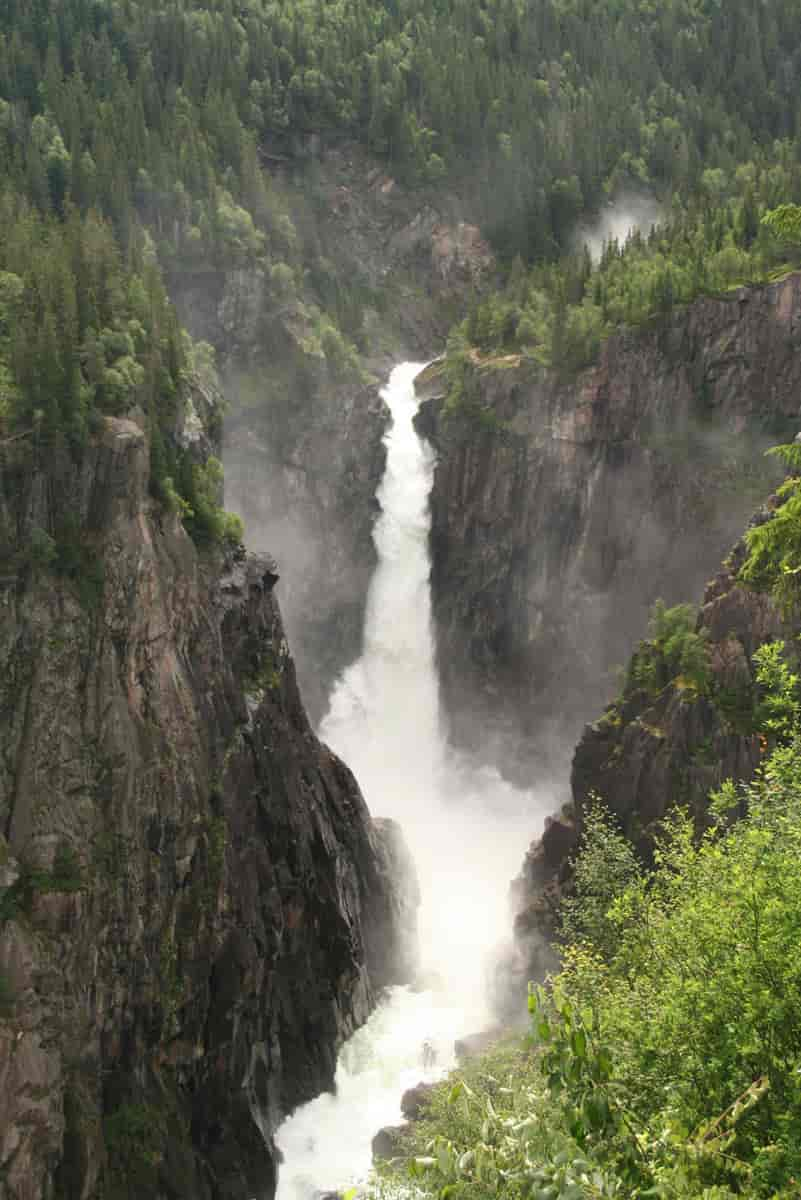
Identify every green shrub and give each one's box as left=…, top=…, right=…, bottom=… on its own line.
left=559, top=801, right=641, bottom=960
left=377, top=731, right=801, bottom=1200
left=0, top=968, right=13, bottom=1018
left=753, top=640, right=801, bottom=742
left=103, top=1103, right=163, bottom=1198
left=625, top=599, right=710, bottom=698
left=549, top=748, right=801, bottom=1197
left=176, top=456, right=244, bottom=549
left=740, top=444, right=801, bottom=609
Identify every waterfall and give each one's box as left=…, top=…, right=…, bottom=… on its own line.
left=275, top=362, right=551, bottom=1200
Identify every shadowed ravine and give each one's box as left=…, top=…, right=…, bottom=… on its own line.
left=274, top=363, right=554, bottom=1199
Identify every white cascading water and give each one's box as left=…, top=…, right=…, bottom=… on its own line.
left=275, top=362, right=551, bottom=1200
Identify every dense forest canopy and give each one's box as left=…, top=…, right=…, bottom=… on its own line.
left=3, top=0, right=801, bottom=262
left=4, top=0, right=801, bottom=545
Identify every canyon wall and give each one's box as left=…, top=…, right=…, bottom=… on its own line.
left=417, top=272, right=801, bottom=778
left=0, top=398, right=414, bottom=1198
left=513, top=496, right=793, bottom=974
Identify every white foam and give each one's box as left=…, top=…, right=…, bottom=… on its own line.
left=275, top=362, right=551, bottom=1199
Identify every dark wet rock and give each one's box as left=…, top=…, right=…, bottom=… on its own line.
left=401, top=1081, right=435, bottom=1120
left=370, top=817, right=421, bottom=983
left=372, top=1125, right=408, bottom=1161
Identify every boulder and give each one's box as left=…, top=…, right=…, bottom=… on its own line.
left=371, top=1125, right=407, bottom=1161
left=400, top=1081, right=435, bottom=1120
left=454, top=1028, right=502, bottom=1063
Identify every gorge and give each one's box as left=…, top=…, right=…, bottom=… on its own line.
left=3, top=0, right=801, bottom=1193
left=274, top=362, right=548, bottom=1200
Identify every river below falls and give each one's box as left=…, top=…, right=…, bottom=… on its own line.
left=274, top=362, right=554, bottom=1200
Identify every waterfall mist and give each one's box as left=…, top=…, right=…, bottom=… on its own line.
left=275, top=362, right=553, bottom=1199
left=575, top=191, right=662, bottom=262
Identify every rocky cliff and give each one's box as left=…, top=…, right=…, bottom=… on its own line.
left=512, top=497, right=793, bottom=972
left=0, top=409, right=416, bottom=1198
left=417, top=272, right=801, bottom=778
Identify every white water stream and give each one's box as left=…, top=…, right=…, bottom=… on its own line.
left=275, top=362, right=552, bottom=1200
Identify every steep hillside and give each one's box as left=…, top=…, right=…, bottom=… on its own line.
left=417, top=272, right=801, bottom=777
left=0, top=402, right=415, bottom=1199
left=512, top=475, right=801, bottom=980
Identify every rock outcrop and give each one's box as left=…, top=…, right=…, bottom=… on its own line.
left=222, top=361, right=389, bottom=726
left=371, top=1125, right=407, bottom=1162
left=0, top=413, right=415, bottom=1198
left=418, top=273, right=801, bottom=777
left=400, top=1081, right=434, bottom=1121
left=512, top=496, right=792, bottom=977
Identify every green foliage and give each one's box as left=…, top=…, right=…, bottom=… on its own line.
left=103, top=1103, right=163, bottom=1198
left=0, top=968, right=13, bottom=1018
left=740, top=446, right=801, bottom=610
left=560, top=801, right=642, bottom=960
left=624, top=599, right=710, bottom=699
left=0, top=843, right=83, bottom=924
left=753, top=640, right=801, bottom=743
left=761, top=204, right=801, bottom=248
left=179, top=456, right=244, bottom=548
left=377, top=735, right=801, bottom=1200
left=552, top=771, right=801, bottom=1196
left=0, top=200, right=241, bottom=558
left=450, top=155, right=801, bottom=373
left=377, top=1040, right=579, bottom=1200
left=2, top=0, right=801, bottom=275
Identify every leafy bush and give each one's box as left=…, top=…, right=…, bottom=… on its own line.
left=753, top=640, right=801, bottom=742
left=740, top=443, right=801, bottom=609
left=625, top=599, right=710, bottom=698
left=761, top=204, right=801, bottom=248
left=559, top=801, right=641, bottom=960
left=103, top=1103, right=163, bottom=1199
left=549, top=756, right=801, bottom=1196
left=179, top=457, right=244, bottom=549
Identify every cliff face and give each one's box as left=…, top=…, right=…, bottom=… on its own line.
left=0, top=417, right=415, bottom=1199
left=512, top=504, right=790, bottom=971
left=418, top=273, right=801, bottom=777
left=221, top=361, right=389, bottom=726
